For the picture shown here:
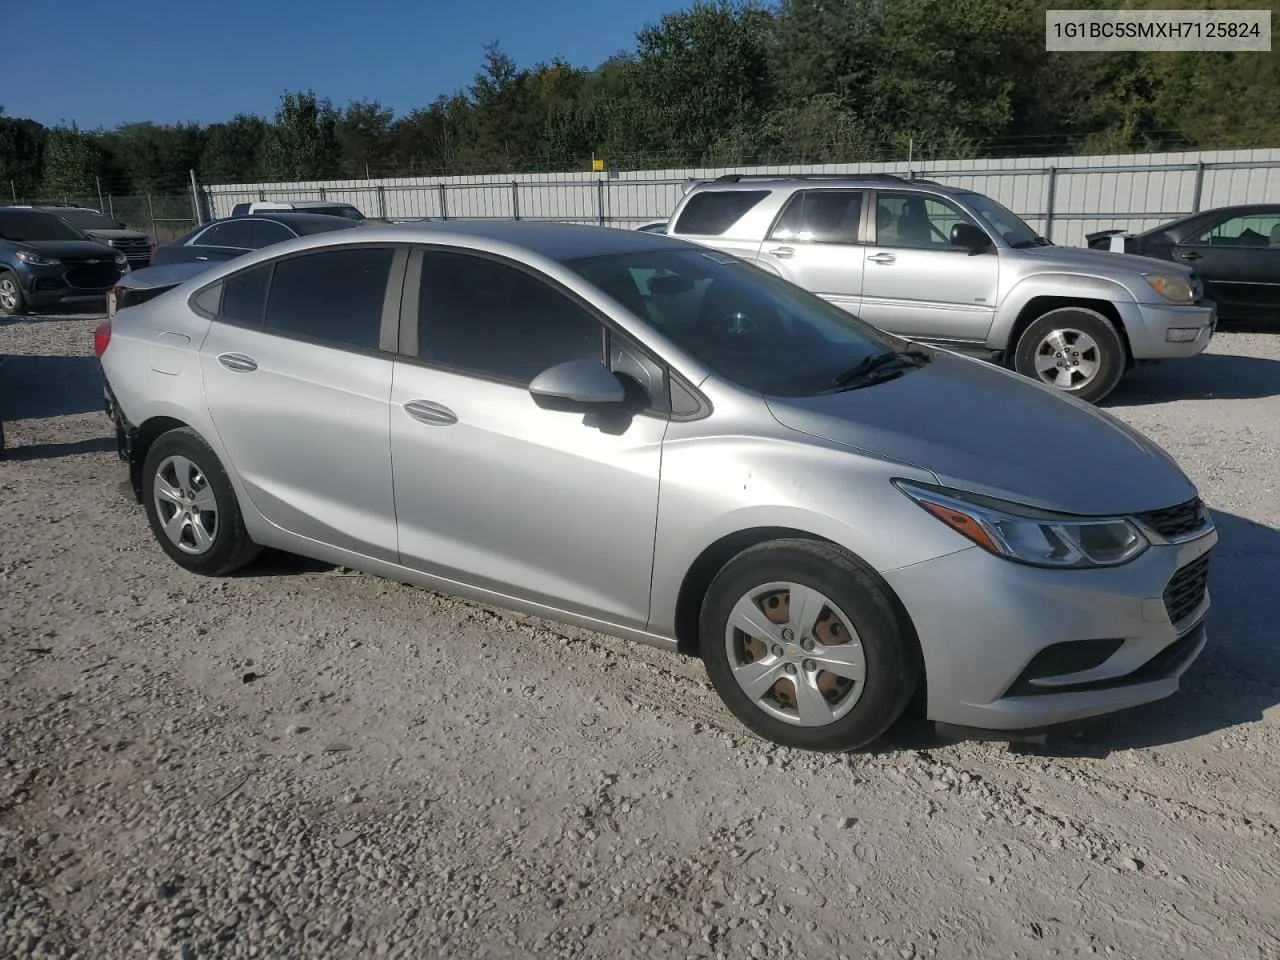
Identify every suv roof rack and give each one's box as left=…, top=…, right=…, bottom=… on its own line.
left=712, top=173, right=908, bottom=184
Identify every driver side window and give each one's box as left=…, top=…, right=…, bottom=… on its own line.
left=874, top=192, right=976, bottom=250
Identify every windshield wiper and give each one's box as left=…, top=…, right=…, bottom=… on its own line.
left=825, top=346, right=932, bottom=391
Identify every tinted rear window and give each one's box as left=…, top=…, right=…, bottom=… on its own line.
left=672, top=191, right=769, bottom=236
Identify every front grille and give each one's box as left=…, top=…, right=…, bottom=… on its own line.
left=1133, top=497, right=1207, bottom=541
left=1164, top=553, right=1211, bottom=626
left=64, top=263, right=123, bottom=289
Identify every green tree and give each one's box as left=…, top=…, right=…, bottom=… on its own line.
left=200, top=114, right=269, bottom=183
left=100, top=122, right=204, bottom=192
left=0, top=113, right=47, bottom=197
left=337, top=99, right=394, bottom=178
left=261, top=90, right=341, bottom=181
left=40, top=124, right=98, bottom=197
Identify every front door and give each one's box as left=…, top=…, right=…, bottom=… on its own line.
left=389, top=248, right=667, bottom=629
left=859, top=190, right=999, bottom=343
left=755, top=189, right=867, bottom=316
left=1172, top=210, right=1280, bottom=322
left=198, top=244, right=403, bottom=561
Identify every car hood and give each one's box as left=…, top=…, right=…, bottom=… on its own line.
left=764, top=350, right=1196, bottom=516
left=17, top=239, right=119, bottom=259
left=118, top=260, right=212, bottom=290
left=84, top=228, right=149, bottom=241
left=1018, top=243, right=1189, bottom=277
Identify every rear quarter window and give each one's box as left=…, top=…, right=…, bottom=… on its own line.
left=672, top=191, right=770, bottom=236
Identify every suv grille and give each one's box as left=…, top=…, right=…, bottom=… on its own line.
left=1163, top=553, right=1210, bottom=626
left=1134, top=497, right=1207, bottom=541
left=104, top=237, right=152, bottom=264
left=65, top=263, right=123, bottom=289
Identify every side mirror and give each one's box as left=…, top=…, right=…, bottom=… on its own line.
left=950, top=222, right=991, bottom=253
left=528, top=358, right=626, bottom=411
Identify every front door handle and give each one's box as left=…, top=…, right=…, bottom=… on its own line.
left=1178, top=251, right=1202, bottom=261
left=867, top=252, right=897, bottom=265
left=195, top=255, right=209, bottom=261
left=217, top=353, right=257, bottom=372
left=768, top=246, right=795, bottom=259
left=403, top=399, right=458, bottom=426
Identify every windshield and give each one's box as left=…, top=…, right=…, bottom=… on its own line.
left=0, top=211, right=90, bottom=242
left=956, top=192, right=1041, bottom=247
left=54, top=208, right=121, bottom=231
left=565, top=247, right=903, bottom=397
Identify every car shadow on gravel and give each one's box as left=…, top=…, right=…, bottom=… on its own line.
left=3, top=436, right=115, bottom=461
left=883, top=508, right=1280, bottom=758
left=1104, top=352, right=1280, bottom=405
left=0, top=355, right=104, bottom=419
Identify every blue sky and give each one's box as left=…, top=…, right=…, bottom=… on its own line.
left=7, top=0, right=685, bottom=130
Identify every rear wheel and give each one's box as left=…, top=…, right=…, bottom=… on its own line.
left=1012, top=306, right=1126, bottom=404
left=141, top=427, right=260, bottom=575
left=699, top=539, right=919, bottom=752
left=0, top=271, right=26, bottom=317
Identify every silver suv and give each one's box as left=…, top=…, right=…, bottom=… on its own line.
left=665, top=174, right=1217, bottom=403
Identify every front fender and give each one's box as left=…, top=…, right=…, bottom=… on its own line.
left=990, top=273, right=1140, bottom=349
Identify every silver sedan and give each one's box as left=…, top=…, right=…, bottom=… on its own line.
left=96, top=221, right=1217, bottom=751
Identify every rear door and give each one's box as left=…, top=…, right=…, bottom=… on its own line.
left=1171, top=210, right=1280, bottom=321
left=198, top=243, right=406, bottom=561
left=859, top=190, right=999, bottom=343
left=755, top=189, right=868, bottom=315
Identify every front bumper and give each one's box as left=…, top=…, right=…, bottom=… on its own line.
left=24, top=262, right=125, bottom=304
left=1122, top=299, right=1217, bottom=359
left=882, top=524, right=1216, bottom=731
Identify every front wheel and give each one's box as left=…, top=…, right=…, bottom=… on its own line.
left=0, top=271, right=27, bottom=317
left=141, top=427, right=260, bottom=575
left=699, top=539, right=919, bottom=752
left=1012, top=306, right=1126, bottom=404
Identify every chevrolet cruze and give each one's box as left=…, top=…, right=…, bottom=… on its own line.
left=96, top=221, right=1217, bottom=751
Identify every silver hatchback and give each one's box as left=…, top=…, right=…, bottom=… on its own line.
left=97, top=221, right=1217, bottom=751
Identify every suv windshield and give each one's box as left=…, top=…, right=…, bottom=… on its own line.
left=52, top=208, right=121, bottom=231
left=955, top=192, right=1043, bottom=247
left=0, top=210, right=90, bottom=243
left=565, top=248, right=909, bottom=397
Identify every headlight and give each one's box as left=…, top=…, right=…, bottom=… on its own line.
left=114, top=251, right=128, bottom=265
left=14, top=250, right=61, bottom=267
left=895, top=480, right=1148, bottom=568
left=1143, top=273, right=1195, bottom=303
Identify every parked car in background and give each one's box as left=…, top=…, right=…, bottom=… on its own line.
left=97, top=220, right=1216, bottom=752
left=108, top=261, right=214, bottom=318
left=16, top=204, right=154, bottom=270
left=635, top=220, right=669, bottom=233
left=0, top=206, right=128, bottom=316
left=230, top=200, right=367, bottom=221
left=664, top=174, right=1217, bottom=403
left=150, top=212, right=364, bottom=267
left=1087, top=204, right=1280, bottom=325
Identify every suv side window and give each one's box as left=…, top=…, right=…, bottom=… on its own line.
left=416, top=250, right=604, bottom=384
left=263, top=247, right=393, bottom=351
left=1193, top=213, right=1280, bottom=247
left=768, top=190, right=864, bottom=244
left=672, top=190, right=770, bottom=236
left=874, top=192, right=978, bottom=250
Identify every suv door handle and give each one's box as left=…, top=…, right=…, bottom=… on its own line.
left=768, top=247, right=795, bottom=259
left=1178, top=251, right=1202, bottom=261
left=195, top=255, right=209, bottom=261
left=867, top=252, right=896, bottom=264
left=217, top=353, right=257, bottom=372
left=403, top=399, right=458, bottom=426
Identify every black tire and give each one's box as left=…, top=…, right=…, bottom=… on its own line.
left=699, top=538, right=920, bottom=752
left=1012, top=306, right=1126, bottom=404
left=0, top=271, right=26, bottom=317
left=141, top=426, right=260, bottom=575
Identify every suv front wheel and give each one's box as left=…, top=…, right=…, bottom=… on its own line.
left=1012, top=306, right=1126, bottom=404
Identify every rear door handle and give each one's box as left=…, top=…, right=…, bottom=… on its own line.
left=195, top=255, right=209, bottom=261
left=1178, top=251, right=1202, bottom=261
left=867, top=252, right=896, bottom=264
left=217, top=353, right=257, bottom=372
left=403, top=399, right=458, bottom=426
left=768, top=246, right=795, bottom=259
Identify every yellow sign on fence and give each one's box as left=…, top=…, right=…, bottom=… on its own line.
left=591, top=158, right=605, bottom=172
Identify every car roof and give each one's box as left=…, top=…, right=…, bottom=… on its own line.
left=1138, top=203, right=1280, bottom=237
left=685, top=174, right=966, bottom=196
left=203, top=212, right=364, bottom=228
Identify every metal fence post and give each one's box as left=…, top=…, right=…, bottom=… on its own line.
left=377, top=185, right=387, bottom=220
left=146, top=193, right=157, bottom=239
left=1191, top=161, right=1205, bottom=212
left=512, top=181, right=520, bottom=220
left=1044, top=167, right=1058, bottom=242
left=438, top=183, right=448, bottom=220
left=596, top=178, right=605, bottom=227
left=107, top=195, right=115, bottom=219
left=189, top=169, right=204, bottom=226
left=319, top=187, right=327, bottom=201
left=96, top=176, right=104, bottom=212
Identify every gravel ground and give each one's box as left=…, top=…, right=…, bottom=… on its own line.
left=2, top=309, right=1279, bottom=960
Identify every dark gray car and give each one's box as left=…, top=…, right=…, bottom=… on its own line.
left=26, top=205, right=154, bottom=270
left=0, top=207, right=127, bottom=315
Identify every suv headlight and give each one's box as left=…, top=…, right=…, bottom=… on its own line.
left=1143, top=273, right=1195, bottom=303
left=14, top=250, right=61, bottom=267
left=895, top=480, right=1148, bottom=568
left=113, top=251, right=128, bottom=265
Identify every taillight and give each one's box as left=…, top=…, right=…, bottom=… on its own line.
left=94, top=319, right=112, bottom=358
